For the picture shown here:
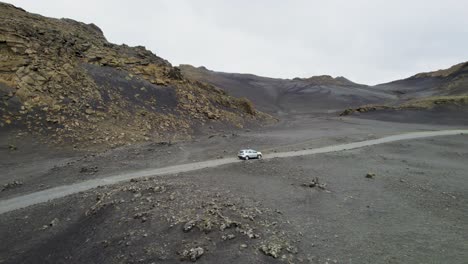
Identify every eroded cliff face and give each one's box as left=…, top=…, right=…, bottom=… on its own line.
left=0, top=2, right=271, bottom=148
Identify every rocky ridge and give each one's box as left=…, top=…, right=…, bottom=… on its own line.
left=0, top=2, right=272, bottom=148
left=292, top=75, right=362, bottom=87
left=341, top=62, right=468, bottom=116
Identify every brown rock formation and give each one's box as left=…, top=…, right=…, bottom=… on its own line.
left=0, top=3, right=272, bottom=148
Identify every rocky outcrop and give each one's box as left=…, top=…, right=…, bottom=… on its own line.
left=293, top=75, right=363, bottom=87
left=0, top=3, right=272, bottom=148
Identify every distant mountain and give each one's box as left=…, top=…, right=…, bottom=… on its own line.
left=180, top=65, right=394, bottom=115
left=2, top=1, right=464, bottom=141
left=293, top=75, right=362, bottom=87
left=181, top=62, right=468, bottom=124
left=0, top=3, right=272, bottom=148
left=375, top=61, right=468, bottom=98
left=340, top=62, right=468, bottom=123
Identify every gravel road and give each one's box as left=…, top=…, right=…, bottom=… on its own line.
left=1, top=129, right=466, bottom=215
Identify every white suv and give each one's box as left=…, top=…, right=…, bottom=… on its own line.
left=238, top=149, right=262, bottom=160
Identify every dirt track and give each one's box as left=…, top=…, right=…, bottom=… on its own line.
left=1, top=129, right=466, bottom=215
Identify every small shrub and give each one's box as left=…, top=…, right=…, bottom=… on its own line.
left=237, top=97, right=256, bottom=115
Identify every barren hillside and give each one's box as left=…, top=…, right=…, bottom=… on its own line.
left=0, top=2, right=272, bottom=149
left=180, top=65, right=394, bottom=115
left=339, top=62, right=468, bottom=123
left=179, top=62, right=468, bottom=124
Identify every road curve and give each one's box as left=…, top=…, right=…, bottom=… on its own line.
left=1, top=129, right=466, bottom=215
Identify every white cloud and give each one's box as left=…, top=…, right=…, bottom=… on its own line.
left=6, top=0, right=468, bottom=84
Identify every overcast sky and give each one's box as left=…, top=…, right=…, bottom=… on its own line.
left=6, top=0, right=468, bottom=84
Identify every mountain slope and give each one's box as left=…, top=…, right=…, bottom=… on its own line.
left=340, top=62, right=468, bottom=124
left=180, top=62, right=468, bottom=125
left=180, top=65, right=395, bottom=115
left=374, top=61, right=468, bottom=98
left=0, top=3, right=271, bottom=148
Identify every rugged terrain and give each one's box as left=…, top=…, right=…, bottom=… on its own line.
left=180, top=63, right=468, bottom=125
left=339, top=62, right=468, bottom=121
left=1, top=2, right=468, bottom=264
left=0, top=2, right=272, bottom=149
left=1, top=119, right=467, bottom=263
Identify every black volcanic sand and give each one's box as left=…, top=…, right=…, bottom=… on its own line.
left=1, top=116, right=468, bottom=263
left=351, top=106, right=468, bottom=126
left=1, top=134, right=467, bottom=263
left=1, top=115, right=463, bottom=200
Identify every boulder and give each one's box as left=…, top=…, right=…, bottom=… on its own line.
left=180, top=247, right=204, bottom=262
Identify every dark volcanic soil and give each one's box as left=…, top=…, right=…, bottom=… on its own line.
left=0, top=178, right=302, bottom=263
left=1, top=3, right=467, bottom=264
left=351, top=106, right=468, bottom=126
left=1, top=116, right=467, bottom=263
left=1, top=115, right=460, bottom=200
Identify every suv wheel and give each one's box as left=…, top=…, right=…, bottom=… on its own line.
left=258, top=154, right=262, bottom=159
left=245, top=156, right=249, bottom=160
